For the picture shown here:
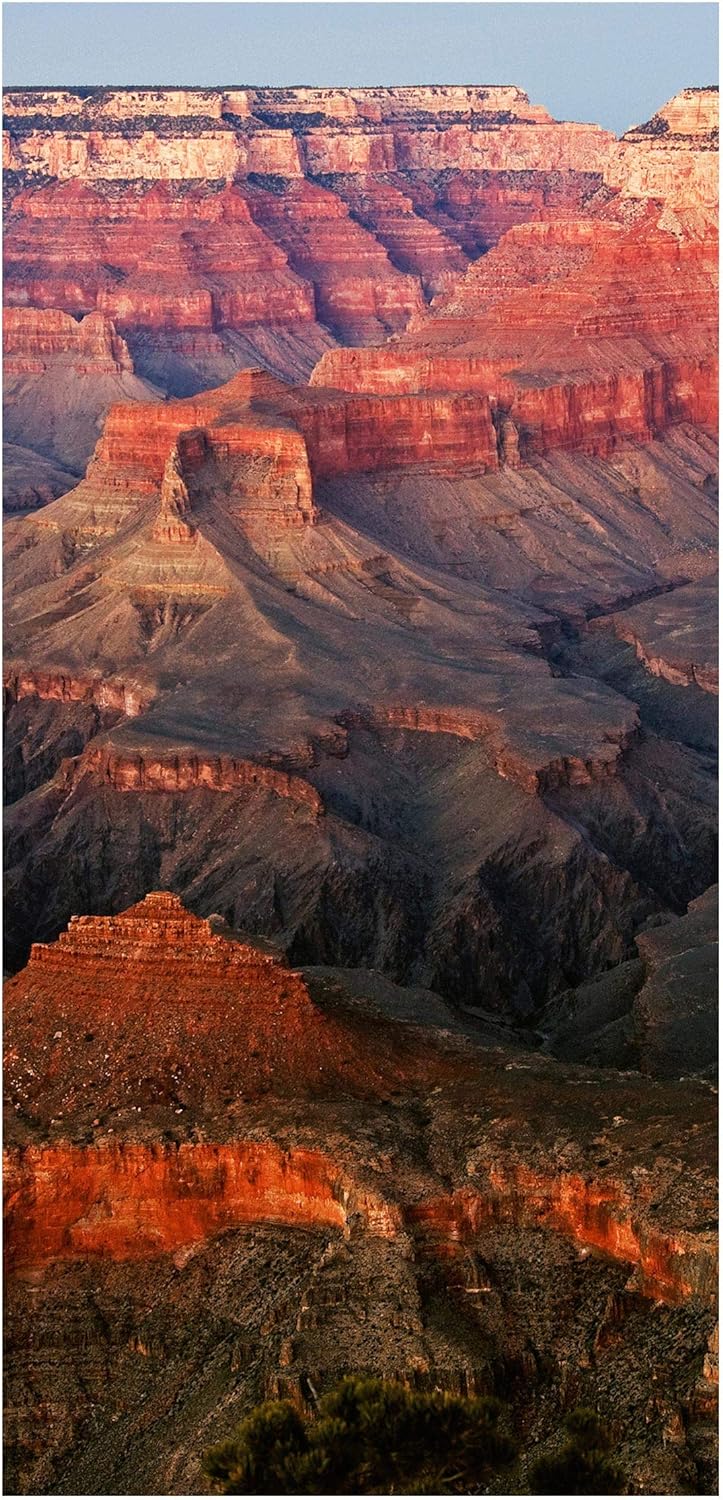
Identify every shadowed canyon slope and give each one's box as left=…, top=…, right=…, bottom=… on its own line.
left=2, top=82, right=719, bottom=1497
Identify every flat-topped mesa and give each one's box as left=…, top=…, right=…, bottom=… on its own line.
left=0, top=83, right=582, bottom=135
left=2, top=88, right=231, bottom=120
left=2, top=83, right=546, bottom=121
left=3, top=306, right=134, bottom=375
left=56, top=371, right=317, bottom=532
left=45, top=367, right=500, bottom=538
left=2, top=84, right=612, bottom=182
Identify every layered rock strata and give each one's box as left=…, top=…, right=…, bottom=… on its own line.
left=3, top=892, right=717, bottom=1494
left=1, top=82, right=618, bottom=396
left=3, top=304, right=159, bottom=477
left=590, top=574, right=718, bottom=693
left=3, top=85, right=718, bottom=1050
left=4, top=416, right=717, bottom=1000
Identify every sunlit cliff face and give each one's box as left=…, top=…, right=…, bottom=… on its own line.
left=4, top=894, right=717, bottom=1305
left=2, top=83, right=718, bottom=1495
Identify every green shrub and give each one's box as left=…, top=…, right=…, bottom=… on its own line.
left=203, top=1376, right=515, bottom=1495
left=530, top=1408, right=626, bottom=1495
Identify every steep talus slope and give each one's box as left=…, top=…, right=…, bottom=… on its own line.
left=3, top=441, right=77, bottom=512
left=4, top=894, right=717, bottom=1495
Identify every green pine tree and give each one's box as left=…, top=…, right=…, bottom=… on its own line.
left=530, top=1407, right=627, bottom=1495
left=203, top=1376, right=516, bottom=1495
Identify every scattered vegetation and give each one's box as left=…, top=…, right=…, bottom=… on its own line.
left=203, top=1376, right=515, bottom=1494
left=530, top=1407, right=627, bottom=1495
left=252, top=109, right=332, bottom=133
left=246, top=172, right=292, bottom=196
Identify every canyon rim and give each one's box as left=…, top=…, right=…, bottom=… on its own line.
left=2, top=4, right=719, bottom=1495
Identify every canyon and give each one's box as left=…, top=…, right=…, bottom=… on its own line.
left=2, top=81, right=718, bottom=1495
left=4, top=894, right=718, bottom=1494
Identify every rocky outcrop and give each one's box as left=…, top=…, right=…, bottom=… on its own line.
left=3, top=304, right=160, bottom=475
left=68, top=745, right=323, bottom=811
left=4, top=666, right=151, bottom=717
left=3, top=892, right=457, bottom=1122
left=241, top=176, right=425, bottom=344
left=338, top=696, right=639, bottom=795
left=312, top=208, right=717, bottom=463
left=590, top=575, right=718, bottom=693
left=34, top=368, right=499, bottom=550
left=3, top=305, right=134, bottom=373
left=151, top=446, right=197, bottom=543
left=406, top=1167, right=717, bottom=1306
left=4, top=893, right=716, bottom=1303
left=4, top=1137, right=716, bottom=1308
left=4, top=884, right=717, bottom=1494
left=3, top=1140, right=404, bottom=1270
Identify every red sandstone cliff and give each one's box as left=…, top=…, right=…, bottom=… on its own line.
left=4, top=84, right=716, bottom=461
left=0, top=82, right=617, bottom=392
left=3, top=881, right=717, bottom=1494
left=312, top=208, right=717, bottom=462
left=3, top=303, right=160, bottom=475
left=3, top=892, right=716, bottom=1310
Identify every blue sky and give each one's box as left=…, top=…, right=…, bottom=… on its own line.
left=3, top=3, right=718, bottom=135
